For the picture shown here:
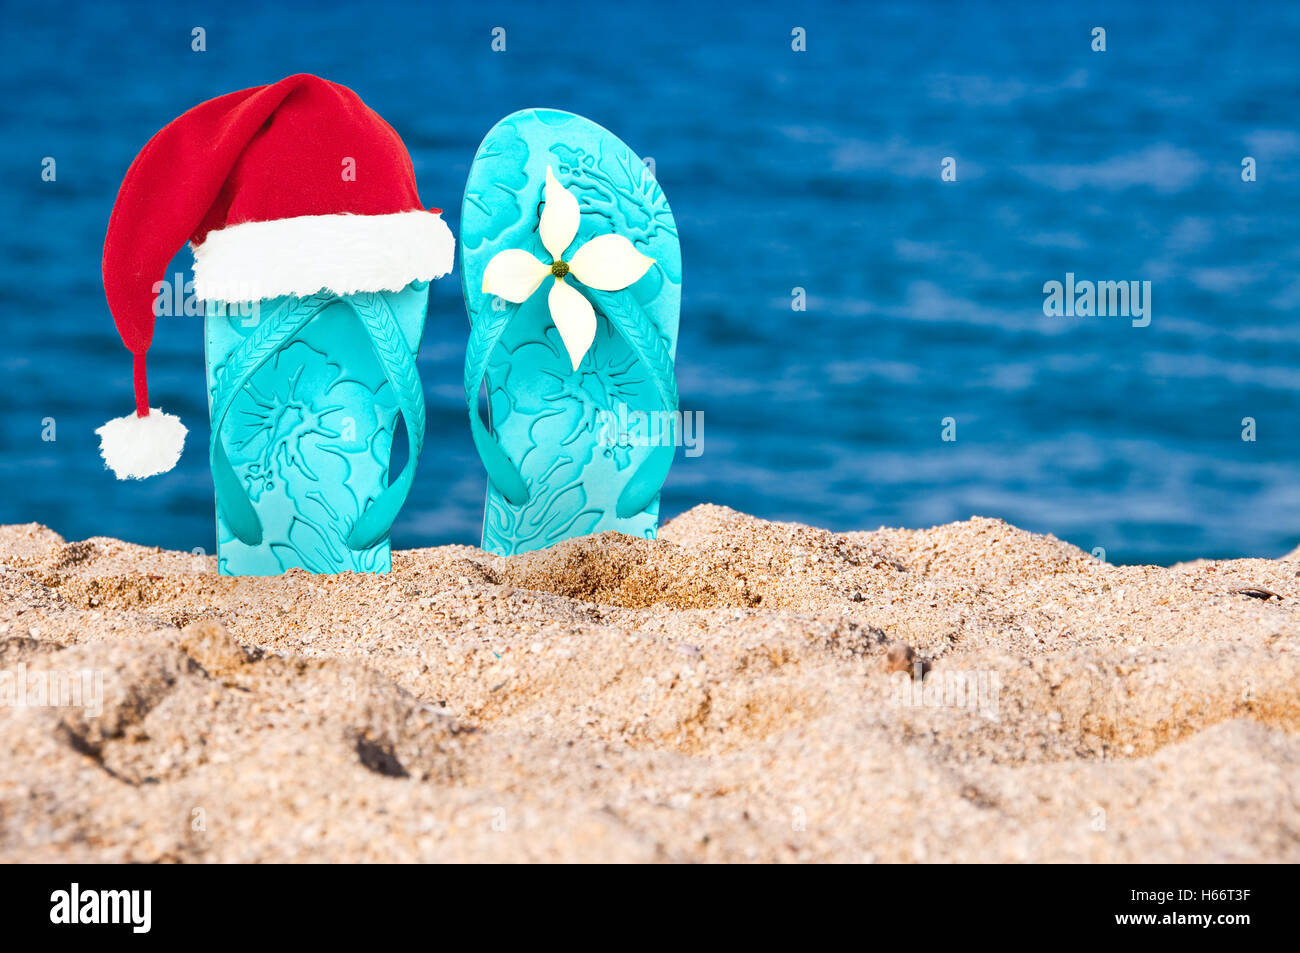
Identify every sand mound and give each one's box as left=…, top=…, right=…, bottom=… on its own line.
left=1, top=508, right=1297, bottom=862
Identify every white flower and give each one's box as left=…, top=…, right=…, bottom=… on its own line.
left=481, top=166, right=655, bottom=370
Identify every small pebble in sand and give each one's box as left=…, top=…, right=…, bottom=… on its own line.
left=884, top=642, right=916, bottom=674
left=1232, top=587, right=1283, bottom=602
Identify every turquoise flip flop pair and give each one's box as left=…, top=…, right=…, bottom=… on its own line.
left=206, top=109, right=681, bottom=573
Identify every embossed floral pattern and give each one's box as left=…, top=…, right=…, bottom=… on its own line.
left=481, top=167, right=655, bottom=370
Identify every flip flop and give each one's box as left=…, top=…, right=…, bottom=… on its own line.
left=459, top=109, right=682, bottom=556
left=204, top=283, right=428, bottom=575
left=94, top=74, right=453, bottom=576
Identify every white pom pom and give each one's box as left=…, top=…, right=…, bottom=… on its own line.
left=95, top=408, right=188, bottom=480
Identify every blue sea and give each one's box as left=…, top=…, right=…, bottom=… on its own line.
left=2, top=0, right=1298, bottom=565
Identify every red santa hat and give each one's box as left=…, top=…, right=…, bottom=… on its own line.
left=97, top=73, right=453, bottom=479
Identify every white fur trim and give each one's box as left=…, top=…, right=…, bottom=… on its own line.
left=191, top=210, right=454, bottom=303
left=96, top=408, right=187, bottom=480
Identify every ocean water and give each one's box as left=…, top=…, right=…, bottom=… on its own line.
left=1, top=0, right=1298, bottom=565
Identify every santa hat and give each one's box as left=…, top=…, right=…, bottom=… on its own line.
left=97, top=73, right=453, bottom=479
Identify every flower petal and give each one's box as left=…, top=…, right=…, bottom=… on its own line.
left=482, top=248, right=550, bottom=303
left=568, top=234, right=656, bottom=291
left=548, top=278, right=596, bottom=371
left=540, top=166, right=580, bottom=261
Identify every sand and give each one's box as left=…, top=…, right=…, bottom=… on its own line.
left=1, top=504, right=1297, bottom=862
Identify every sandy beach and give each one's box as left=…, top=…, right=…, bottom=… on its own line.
left=1, top=504, right=1297, bottom=862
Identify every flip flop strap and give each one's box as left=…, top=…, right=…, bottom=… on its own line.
left=463, top=297, right=530, bottom=505
left=344, top=292, right=426, bottom=550
left=464, top=286, right=677, bottom=519
left=586, top=288, right=678, bottom=519
left=586, top=288, right=679, bottom=416
left=210, top=291, right=424, bottom=550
